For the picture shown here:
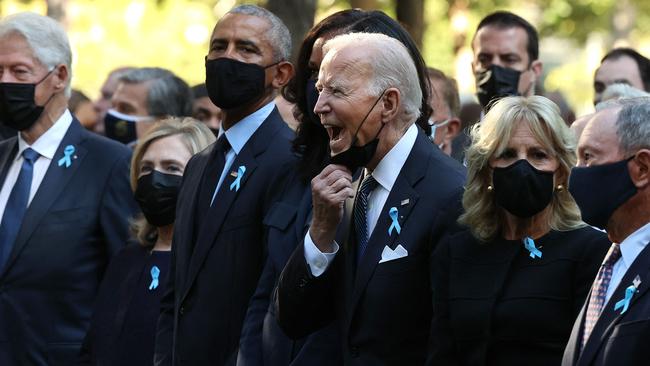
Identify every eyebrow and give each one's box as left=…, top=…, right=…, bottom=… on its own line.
left=211, top=38, right=261, bottom=52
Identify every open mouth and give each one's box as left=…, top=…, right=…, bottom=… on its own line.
left=325, top=125, right=344, bottom=143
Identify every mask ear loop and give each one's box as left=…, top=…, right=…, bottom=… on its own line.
left=35, top=67, right=58, bottom=108
left=347, top=89, right=386, bottom=148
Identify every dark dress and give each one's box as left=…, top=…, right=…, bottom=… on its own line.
left=79, top=244, right=171, bottom=366
left=430, top=226, right=611, bottom=366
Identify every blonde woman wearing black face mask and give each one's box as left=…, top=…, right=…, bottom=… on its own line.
left=79, top=118, right=215, bottom=366
left=429, top=96, right=611, bottom=366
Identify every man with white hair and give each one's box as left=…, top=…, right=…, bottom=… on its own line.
left=0, top=12, right=137, bottom=365
left=276, top=32, right=466, bottom=364
left=563, top=98, right=650, bottom=365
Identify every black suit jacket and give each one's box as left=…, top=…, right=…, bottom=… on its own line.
left=276, top=130, right=466, bottom=365
left=563, top=238, right=650, bottom=366
left=237, top=168, right=342, bottom=366
left=430, top=227, right=610, bottom=366
left=155, top=108, right=297, bottom=366
left=0, top=118, right=137, bottom=366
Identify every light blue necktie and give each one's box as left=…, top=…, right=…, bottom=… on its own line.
left=0, top=148, right=40, bottom=271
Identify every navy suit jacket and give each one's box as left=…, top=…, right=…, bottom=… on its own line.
left=237, top=167, right=342, bottom=366
left=276, top=130, right=466, bottom=365
left=562, top=238, right=650, bottom=366
left=154, top=108, right=297, bottom=366
left=0, top=118, right=137, bottom=366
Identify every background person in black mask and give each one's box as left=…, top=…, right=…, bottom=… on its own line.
left=563, top=98, right=650, bottom=366
left=472, top=11, right=543, bottom=111
left=430, top=96, right=610, bottom=366
left=105, top=67, right=193, bottom=145
left=0, top=12, right=138, bottom=365
left=79, top=117, right=215, bottom=366
left=154, top=5, right=296, bottom=366
left=276, top=32, right=465, bottom=364
left=79, top=118, right=216, bottom=366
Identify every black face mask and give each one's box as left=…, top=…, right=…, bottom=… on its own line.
left=329, top=91, right=385, bottom=172
left=568, top=157, right=637, bottom=230
left=104, top=109, right=151, bottom=144
left=134, top=170, right=183, bottom=227
left=305, top=78, right=320, bottom=125
left=492, top=159, right=555, bottom=218
left=205, top=57, right=279, bottom=110
left=0, top=71, right=54, bottom=131
left=475, top=65, right=521, bottom=111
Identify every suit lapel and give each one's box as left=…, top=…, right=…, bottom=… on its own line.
left=578, top=242, right=650, bottom=366
left=181, top=109, right=282, bottom=302
left=563, top=300, right=588, bottom=366
left=1, top=121, right=87, bottom=277
left=0, top=138, right=17, bottom=186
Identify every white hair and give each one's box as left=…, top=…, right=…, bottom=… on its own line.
left=323, top=32, right=422, bottom=124
left=598, top=83, right=650, bottom=108
left=0, top=12, right=72, bottom=96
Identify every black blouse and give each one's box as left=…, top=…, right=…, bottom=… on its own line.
left=79, top=244, right=171, bottom=366
left=430, top=226, right=611, bottom=366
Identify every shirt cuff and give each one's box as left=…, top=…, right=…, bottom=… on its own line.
left=303, top=231, right=339, bottom=277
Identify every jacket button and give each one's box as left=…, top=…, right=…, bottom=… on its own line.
left=350, top=346, right=359, bottom=358
left=179, top=306, right=185, bottom=315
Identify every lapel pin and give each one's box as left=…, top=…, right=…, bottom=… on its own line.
left=523, top=236, right=542, bottom=259
left=633, top=275, right=642, bottom=289
left=388, top=207, right=401, bottom=236
left=57, top=145, right=75, bottom=168
left=230, top=170, right=238, bottom=177
left=149, top=265, right=160, bottom=291
left=614, top=281, right=639, bottom=314
left=400, top=198, right=410, bottom=206
left=230, top=165, right=246, bottom=192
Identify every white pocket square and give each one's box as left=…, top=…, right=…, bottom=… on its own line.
left=378, top=244, right=408, bottom=264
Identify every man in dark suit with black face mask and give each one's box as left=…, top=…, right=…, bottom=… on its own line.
left=154, top=5, right=296, bottom=366
left=0, top=12, right=137, bottom=366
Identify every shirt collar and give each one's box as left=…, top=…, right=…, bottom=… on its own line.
left=368, top=123, right=418, bottom=191
left=17, top=109, right=73, bottom=161
left=618, top=221, right=650, bottom=269
left=220, top=101, right=275, bottom=154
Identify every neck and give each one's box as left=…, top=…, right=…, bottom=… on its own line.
left=221, top=93, right=274, bottom=130
left=608, top=194, right=650, bottom=244
left=501, top=206, right=552, bottom=240
left=153, top=224, right=173, bottom=251
left=366, top=122, right=406, bottom=170
left=20, top=96, right=66, bottom=145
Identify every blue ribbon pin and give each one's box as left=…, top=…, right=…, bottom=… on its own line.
left=523, top=237, right=542, bottom=259
left=388, top=207, right=401, bottom=236
left=614, top=284, right=638, bottom=314
left=57, top=145, right=75, bottom=168
left=229, top=165, right=246, bottom=191
left=149, top=265, right=160, bottom=290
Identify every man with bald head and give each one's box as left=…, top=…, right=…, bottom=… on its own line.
left=154, top=5, right=295, bottom=365
left=563, top=98, right=650, bottom=365
left=276, top=32, right=465, bottom=364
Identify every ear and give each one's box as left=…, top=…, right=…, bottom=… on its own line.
left=443, top=117, right=462, bottom=145
left=52, top=64, right=69, bottom=93
left=271, top=61, right=294, bottom=89
left=380, top=87, right=400, bottom=123
left=530, top=60, right=543, bottom=79
left=629, top=149, right=650, bottom=188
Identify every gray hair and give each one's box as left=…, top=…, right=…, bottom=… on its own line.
left=599, top=83, right=650, bottom=107
left=0, top=12, right=72, bottom=96
left=323, top=32, right=422, bottom=123
left=227, top=5, right=291, bottom=62
left=119, top=67, right=193, bottom=118
left=616, top=98, right=650, bottom=155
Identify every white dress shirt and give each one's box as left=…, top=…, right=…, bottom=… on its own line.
left=210, top=101, right=275, bottom=205
left=605, top=222, right=650, bottom=302
left=0, top=110, right=73, bottom=223
left=304, top=123, right=419, bottom=276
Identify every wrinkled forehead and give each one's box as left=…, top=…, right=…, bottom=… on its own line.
left=319, top=46, right=373, bottom=81
left=579, top=107, right=621, bottom=151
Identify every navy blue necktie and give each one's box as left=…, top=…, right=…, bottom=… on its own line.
left=354, top=174, right=378, bottom=262
left=0, top=148, right=40, bottom=270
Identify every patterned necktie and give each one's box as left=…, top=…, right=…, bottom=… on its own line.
left=581, top=243, right=622, bottom=349
left=354, top=174, right=378, bottom=263
left=0, top=148, right=40, bottom=270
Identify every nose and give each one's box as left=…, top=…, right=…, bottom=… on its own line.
left=313, top=91, right=329, bottom=117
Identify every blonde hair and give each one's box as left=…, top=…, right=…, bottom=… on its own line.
left=130, top=117, right=216, bottom=246
left=459, top=96, right=584, bottom=241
